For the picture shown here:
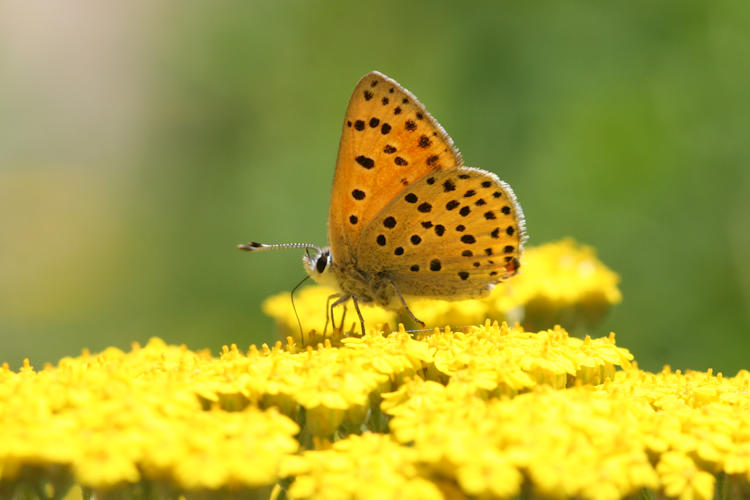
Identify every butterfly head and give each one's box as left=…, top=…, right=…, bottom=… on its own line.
left=302, top=246, right=339, bottom=287
left=238, top=241, right=339, bottom=287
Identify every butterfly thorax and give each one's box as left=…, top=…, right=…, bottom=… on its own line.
left=330, top=258, right=398, bottom=308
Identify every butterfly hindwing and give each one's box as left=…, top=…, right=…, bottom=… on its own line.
left=327, top=71, right=463, bottom=266
left=357, top=167, right=526, bottom=298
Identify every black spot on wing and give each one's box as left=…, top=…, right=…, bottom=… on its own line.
left=355, top=155, right=374, bottom=169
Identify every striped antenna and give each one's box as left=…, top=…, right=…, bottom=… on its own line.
left=237, top=242, right=321, bottom=252
left=237, top=241, right=317, bottom=339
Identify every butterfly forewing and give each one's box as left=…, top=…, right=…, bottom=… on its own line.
left=328, top=71, right=463, bottom=266
left=358, top=167, right=526, bottom=298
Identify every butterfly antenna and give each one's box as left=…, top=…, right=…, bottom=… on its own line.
left=238, top=242, right=321, bottom=252
left=290, top=275, right=311, bottom=342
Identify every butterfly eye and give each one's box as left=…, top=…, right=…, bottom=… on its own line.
left=316, top=254, right=328, bottom=273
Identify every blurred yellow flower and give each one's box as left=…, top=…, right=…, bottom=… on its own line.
left=280, top=433, right=443, bottom=500
left=501, top=238, right=622, bottom=332
left=657, top=452, right=716, bottom=500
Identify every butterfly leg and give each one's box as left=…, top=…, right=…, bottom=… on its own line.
left=351, top=296, right=366, bottom=336
left=389, top=280, right=425, bottom=328
left=330, top=294, right=353, bottom=333
left=339, top=305, right=349, bottom=333
left=332, top=300, right=349, bottom=333
left=323, top=293, right=342, bottom=334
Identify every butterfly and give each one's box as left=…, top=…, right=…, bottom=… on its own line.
left=240, top=71, right=526, bottom=334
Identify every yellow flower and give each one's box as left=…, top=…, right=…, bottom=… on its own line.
left=0, top=338, right=300, bottom=495
left=382, top=376, right=671, bottom=500
left=724, top=442, right=750, bottom=478
left=291, top=345, right=387, bottom=437
left=73, top=436, right=141, bottom=489
left=454, top=447, right=522, bottom=498
left=421, top=323, right=631, bottom=395
left=506, top=238, right=622, bottom=333
left=657, top=452, right=716, bottom=500
left=342, top=326, right=434, bottom=383
left=280, top=433, right=443, bottom=500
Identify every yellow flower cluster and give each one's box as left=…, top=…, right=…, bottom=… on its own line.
left=263, top=238, right=622, bottom=343
left=208, top=321, right=632, bottom=436
left=501, top=238, right=622, bottom=332
left=1, top=324, right=749, bottom=499
left=285, top=367, right=750, bottom=500
left=0, top=339, right=299, bottom=499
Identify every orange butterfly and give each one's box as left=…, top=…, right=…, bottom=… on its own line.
left=240, top=71, right=526, bottom=334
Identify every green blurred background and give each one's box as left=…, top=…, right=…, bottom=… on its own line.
left=1, top=1, right=748, bottom=373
